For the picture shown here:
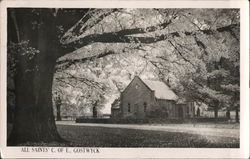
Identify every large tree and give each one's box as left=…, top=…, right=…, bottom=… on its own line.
left=7, top=8, right=169, bottom=144
left=7, top=8, right=114, bottom=144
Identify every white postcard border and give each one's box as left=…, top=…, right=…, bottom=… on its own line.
left=0, top=0, right=249, bottom=158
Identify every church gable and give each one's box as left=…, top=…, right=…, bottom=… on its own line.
left=121, top=76, right=152, bottom=95
left=120, top=76, right=156, bottom=118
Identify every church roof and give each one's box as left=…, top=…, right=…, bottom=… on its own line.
left=141, top=79, right=178, bottom=101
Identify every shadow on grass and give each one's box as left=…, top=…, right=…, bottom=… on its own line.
left=7, top=124, right=239, bottom=148
left=56, top=125, right=239, bottom=148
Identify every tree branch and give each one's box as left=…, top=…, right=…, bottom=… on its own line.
left=57, top=71, right=103, bottom=90
left=168, top=40, right=196, bottom=68
left=10, top=10, right=20, bottom=42
left=61, top=9, right=121, bottom=43
left=61, top=23, right=239, bottom=56
left=55, top=77, right=82, bottom=89
left=56, top=50, right=116, bottom=71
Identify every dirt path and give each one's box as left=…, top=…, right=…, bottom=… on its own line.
left=56, top=121, right=239, bottom=139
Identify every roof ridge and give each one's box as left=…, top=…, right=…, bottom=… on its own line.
left=141, top=78, right=171, bottom=89
left=124, top=76, right=178, bottom=101
left=140, top=78, right=178, bottom=101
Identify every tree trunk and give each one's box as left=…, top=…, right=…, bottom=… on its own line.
left=93, top=101, right=98, bottom=118
left=56, top=104, right=62, bottom=121
left=235, top=107, right=239, bottom=123
left=214, top=105, right=218, bottom=119
left=226, top=109, right=230, bottom=120
left=8, top=52, right=63, bottom=145
left=8, top=10, right=63, bottom=144
left=196, top=107, right=200, bottom=117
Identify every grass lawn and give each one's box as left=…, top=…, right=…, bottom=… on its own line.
left=57, top=125, right=239, bottom=147
left=7, top=124, right=239, bottom=147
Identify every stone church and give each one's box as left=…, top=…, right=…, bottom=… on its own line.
left=111, top=76, right=195, bottom=119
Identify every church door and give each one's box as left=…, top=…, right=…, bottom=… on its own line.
left=135, top=103, right=144, bottom=118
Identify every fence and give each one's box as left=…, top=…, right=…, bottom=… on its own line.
left=202, top=111, right=238, bottom=119
left=57, top=115, right=111, bottom=121
left=75, top=117, right=149, bottom=124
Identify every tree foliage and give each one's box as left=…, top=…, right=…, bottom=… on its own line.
left=53, top=9, right=239, bottom=117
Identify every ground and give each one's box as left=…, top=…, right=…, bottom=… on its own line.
left=8, top=121, right=239, bottom=147
left=56, top=121, right=239, bottom=147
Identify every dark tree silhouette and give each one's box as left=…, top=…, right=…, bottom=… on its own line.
left=8, top=8, right=94, bottom=144
left=8, top=8, right=171, bottom=144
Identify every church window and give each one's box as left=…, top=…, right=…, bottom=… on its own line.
left=144, top=102, right=147, bottom=112
left=128, top=103, right=131, bottom=112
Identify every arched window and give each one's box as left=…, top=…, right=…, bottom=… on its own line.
left=144, top=102, right=147, bottom=112
left=128, top=103, right=131, bottom=112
